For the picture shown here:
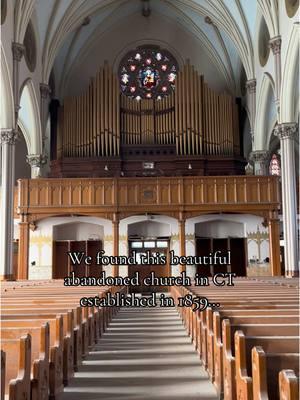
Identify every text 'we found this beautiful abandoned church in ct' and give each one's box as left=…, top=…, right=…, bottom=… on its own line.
left=0, top=1, right=299, bottom=400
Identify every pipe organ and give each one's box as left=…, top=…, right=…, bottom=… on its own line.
left=53, top=61, right=245, bottom=177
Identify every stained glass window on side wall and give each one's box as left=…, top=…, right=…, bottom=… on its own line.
left=269, top=154, right=281, bottom=176
left=119, top=45, right=179, bottom=100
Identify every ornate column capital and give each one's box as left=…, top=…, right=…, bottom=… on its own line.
left=40, top=83, right=51, bottom=99
left=12, top=42, right=25, bottom=62
left=246, top=79, right=257, bottom=94
left=26, top=153, right=48, bottom=168
left=0, top=129, right=19, bottom=145
left=269, top=36, right=282, bottom=55
left=249, top=150, right=270, bottom=163
left=275, top=123, right=298, bottom=140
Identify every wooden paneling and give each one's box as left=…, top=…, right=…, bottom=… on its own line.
left=17, top=176, right=280, bottom=219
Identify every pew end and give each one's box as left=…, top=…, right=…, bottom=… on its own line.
left=279, top=370, right=299, bottom=400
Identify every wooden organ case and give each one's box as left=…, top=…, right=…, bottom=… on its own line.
left=50, top=61, right=246, bottom=178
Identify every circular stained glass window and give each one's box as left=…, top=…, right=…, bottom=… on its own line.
left=119, top=45, right=178, bottom=100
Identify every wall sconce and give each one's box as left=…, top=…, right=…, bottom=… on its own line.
left=104, top=165, right=109, bottom=171
left=188, top=163, right=192, bottom=170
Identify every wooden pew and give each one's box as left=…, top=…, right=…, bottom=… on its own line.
left=212, top=312, right=299, bottom=399
left=1, top=315, right=63, bottom=399
left=234, top=330, right=299, bottom=400
left=0, top=335, right=31, bottom=400
left=279, top=370, right=299, bottom=400
left=1, top=324, right=49, bottom=400
left=252, top=347, right=299, bottom=400
left=171, top=282, right=299, bottom=400
left=1, top=350, right=5, bottom=400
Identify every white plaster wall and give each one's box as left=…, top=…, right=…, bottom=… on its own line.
left=186, top=214, right=270, bottom=267
left=27, top=216, right=112, bottom=280
left=62, top=12, right=228, bottom=98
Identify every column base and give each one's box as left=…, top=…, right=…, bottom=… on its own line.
left=0, top=274, right=15, bottom=281
left=285, top=271, right=299, bottom=278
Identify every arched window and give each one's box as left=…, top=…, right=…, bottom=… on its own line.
left=119, top=45, right=178, bottom=100
left=269, top=153, right=281, bottom=176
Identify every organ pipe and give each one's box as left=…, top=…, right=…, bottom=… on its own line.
left=60, top=61, right=240, bottom=158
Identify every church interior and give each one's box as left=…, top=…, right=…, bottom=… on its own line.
left=0, top=0, right=299, bottom=399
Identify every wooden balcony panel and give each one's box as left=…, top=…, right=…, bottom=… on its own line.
left=16, top=176, right=280, bottom=218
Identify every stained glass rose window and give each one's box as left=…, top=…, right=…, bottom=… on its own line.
left=119, top=45, right=178, bottom=100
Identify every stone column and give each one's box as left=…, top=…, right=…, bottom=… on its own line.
left=0, top=129, right=19, bottom=280
left=249, top=150, right=270, bottom=175
left=26, top=154, right=47, bottom=178
left=245, top=79, right=257, bottom=144
left=275, top=123, right=298, bottom=277
left=269, top=36, right=282, bottom=114
left=12, top=42, right=25, bottom=119
left=40, top=83, right=51, bottom=151
left=112, top=214, right=119, bottom=277
left=178, top=212, right=186, bottom=273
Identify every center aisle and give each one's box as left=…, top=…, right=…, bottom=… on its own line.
left=58, top=303, right=218, bottom=400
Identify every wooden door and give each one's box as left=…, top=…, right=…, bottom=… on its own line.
left=213, top=238, right=229, bottom=274
left=230, top=238, right=246, bottom=276
left=87, top=240, right=102, bottom=276
left=196, top=238, right=212, bottom=277
left=53, top=241, right=70, bottom=279
left=70, top=241, right=86, bottom=277
left=128, top=239, right=169, bottom=293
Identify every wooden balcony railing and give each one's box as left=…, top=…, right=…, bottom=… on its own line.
left=16, top=176, right=280, bottom=220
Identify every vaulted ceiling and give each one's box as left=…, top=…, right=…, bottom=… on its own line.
left=21, top=1, right=277, bottom=98
left=24, top=0, right=268, bottom=94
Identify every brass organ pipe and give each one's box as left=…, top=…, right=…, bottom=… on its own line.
left=83, top=93, right=88, bottom=157
left=87, top=87, right=90, bottom=156
left=216, top=93, right=220, bottom=155
left=182, top=67, right=187, bottom=155
left=81, top=94, right=84, bottom=157
left=100, top=67, right=104, bottom=156
left=190, top=65, right=195, bottom=155
left=104, top=63, right=109, bottom=156
left=159, top=98, right=162, bottom=144
left=116, top=81, right=120, bottom=155
left=186, top=64, right=191, bottom=155
left=108, top=66, right=112, bottom=156
left=204, top=85, right=209, bottom=154
left=163, top=98, right=165, bottom=144
left=194, top=71, right=199, bottom=154
left=134, top=97, right=137, bottom=145
left=151, top=100, right=154, bottom=144
left=175, top=75, right=179, bottom=153
left=79, top=94, right=82, bottom=157
left=125, top=96, right=128, bottom=145
left=219, top=95, right=225, bottom=154
left=75, top=96, right=78, bottom=156
left=97, top=70, right=101, bottom=155
left=199, top=75, right=203, bottom=154
left=112, top=76, right=116, bottom=155
left=64, top=99, right=67, bottom=156
left=80, top=94, right=83, bottom=156
left=78, top=94, right=80, bottom=156
left=232, top=99, right=235, bottom=154
left=154, top=99, right=157, bottom=144
left=178, top=71, right=183, bottom=154
left=165, top=95, right=171, bottom=144
left=226, top=95, right=229, bottom=154
left=212, top=90, right=216, bottom=155
left=209, top=88, right=213, bottom=155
